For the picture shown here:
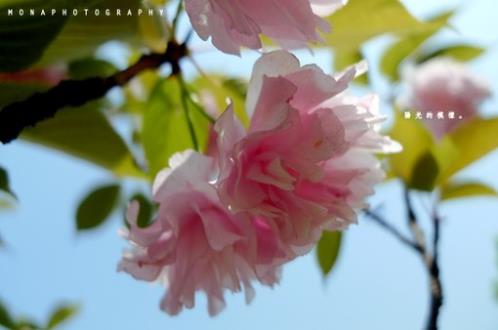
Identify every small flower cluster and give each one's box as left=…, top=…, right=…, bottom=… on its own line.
left=184, top=0, right=348, bottom=54
left=402, top=58, right=491, bottom=138
left=119, top=51, right=400, bottom=316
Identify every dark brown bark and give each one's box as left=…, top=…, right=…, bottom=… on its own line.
left=0, top=40, right=187, bottom=144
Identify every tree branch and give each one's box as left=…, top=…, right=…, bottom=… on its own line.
left=404, top=186, right=427, bottom=256
left=364, top=208, right=422, bottom=253
left=367, top=185, right=444, bottom=330
left=426, top=210, right=443, bottom=330
left=403, top=187, right=443, bottom=330
left=0, top=40, right=188, bottom=144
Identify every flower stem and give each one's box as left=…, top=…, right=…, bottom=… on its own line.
left=178, top=75, right=199, bottom=151
left=171, top=0, right=184, bottom=38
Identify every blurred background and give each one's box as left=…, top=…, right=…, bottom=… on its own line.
left=1, top=0, right=498, bottom=329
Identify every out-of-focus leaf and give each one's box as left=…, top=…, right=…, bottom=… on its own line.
left=0, top=0, right=68, bottom=71
left=1, top=0, right=164, bottom=70
left=0, top=166, right=16, bottom=200
left=380, top=11, right=453, bottom=81
left=192, top=75, right=249, bottom=126
left=387, top=111, right=434, bottom=183
left=22, top=101, right=140, bottom=177
left=417, top=45, right=485, bottom=64
left=441, top=181, right=498, bottom=201
left=36, top=0, right=151, bottom=66
left=14, top=319, right=40, bottom=330
left=432, top=137, right=460, bottom=183
left=0, top=198, right=14, bottom=209
left=142, top=77, right=210, bottom=178
left=76, top=184, right=120, bottom=231
left=46, top=304, right=79, bottom=329
left=68, top=58, right=118, bottom=80
left=130, top=193, right=154, bottom=228
left=138, top=4, right=168, bottom=53
left=223, top=78, right=247, bottom=99
left=0, top=83, right=47, bottom=108
left=142, top=78, right=192, bottom=177
left=122, top=70, right=161, bottom=114
left=0, top=300, right=15, bottom=329
left=148, top=0, right=169, bottom=5
left=439, top=118, right=498, bottom=182
left=410, top=151, right=439, bottom=191
left=325, top=0, right=433, bottom=51
left=316, top=231, right=342, bottom=278
left=400, top=130, right=459, bottom=191
left=0, top=82, right=141, bottom=177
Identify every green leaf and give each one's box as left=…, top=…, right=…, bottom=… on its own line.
left=0, top=82, right=140, bottom=177
left=142, top=77, right=210, bottom=178
left=138, top=3, right=168, bottom=53
left=0, top=300, right=16, bottom=329
left=316, top=231, right=343, bottom=278
left=121, top=69, right=161, bottom=114
left=439, top=118, right=498, bottom=182
left=441, top=181, right=498, bottom=201
left=130, top=193, right=154, bottom=228
left=22, top=101, right=140, bottom=177
left=325, top=0, right=432, bottom=51
left=380, top=11, right=453, bottom=81
left=0, top=0, right=68, bottom=71
left=410, top=151, right=439, bottom=191
left=0, top=166, right=16, bottom=200
left=428, top=137, right=460, bottom=189
left=46, top=304, right=79, bottom=329
left=387, top=111, right=434, bottom=182
left=223, top=78, right=247, bottom=99
left=396, top=128, right=459, bottom=191
left=14, top=319, right=40, bottom=330
left=417, top=45, right=485, bottom=64
left=36, top=0, right=153, bottom=67
left=0, top=198, right=14, bottom=210
left=76, top=184, right=120, bottom=231
left=192, top=75, right=249, bottom=127
left=149, top=0, right=169, bottom=5
left=0, top=0, right=161, bottom=70
left=68, top=58, right=118, bottom=80
left=0, top=83, right=47, bottom=108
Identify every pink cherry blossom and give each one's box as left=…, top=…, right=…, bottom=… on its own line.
left=184, top=0, right=346, bottom=55
left=403, top=57, right=491, bottom=138
left=215, top=50, right=400, bottom=256
left=120, top=51, right=399, bottom=316
left=119, top=150, right=285, bottom=316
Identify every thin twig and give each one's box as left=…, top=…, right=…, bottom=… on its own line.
left=426, top=209, right=443, bottom=330
left=178, top=74, right=199, bottom=151
left=364, top=209, right=422, bottom=253
left=404, top=186, right=427, bottom=255
left=0, top=40, right=188, bottom=144
left=170, top=0, right=184, bottom=38
left=368, top=185, right=444, bottom=330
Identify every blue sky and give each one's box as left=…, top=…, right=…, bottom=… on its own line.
left=1, top=0, right=498, bottom=329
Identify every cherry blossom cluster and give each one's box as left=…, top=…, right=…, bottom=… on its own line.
left=184, top=0, right=348, bottom=54
left=402, top=58, right=491, bottom=138
left=119, top=50, right=400, bottom=315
